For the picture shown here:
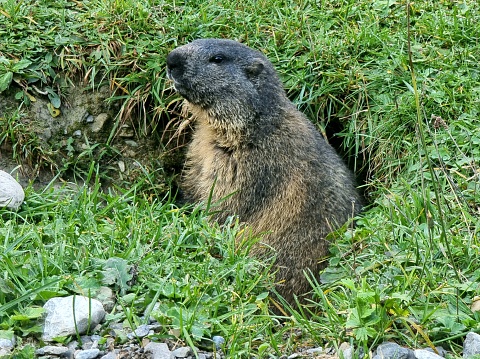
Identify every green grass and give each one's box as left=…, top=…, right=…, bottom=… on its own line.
left=1, top=0, right=480, bottom=357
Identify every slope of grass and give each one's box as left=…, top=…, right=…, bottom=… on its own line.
left=0, top=0, right=479, bottom=357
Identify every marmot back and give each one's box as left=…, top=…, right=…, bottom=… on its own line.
left=167, top=39, right=362, bottom=306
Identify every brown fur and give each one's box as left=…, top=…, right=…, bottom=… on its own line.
left=167, top=39, right=362, bottom=305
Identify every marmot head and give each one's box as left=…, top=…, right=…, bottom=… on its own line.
left=166, top=39, right=288, bottom=134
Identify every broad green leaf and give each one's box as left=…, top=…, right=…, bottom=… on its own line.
left=12, top=59, right=32, bottom=72
left=0, top=71, right=13, bottom=92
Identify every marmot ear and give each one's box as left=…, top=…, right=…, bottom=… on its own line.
left=246, top=58, right=265, bottom=78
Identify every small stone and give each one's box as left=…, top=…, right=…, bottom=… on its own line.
left=171, top=346, right=193, bottom=358
left=464, top=332, right=480, bottom=358
left=124, top=140, right=138, bottom=147
left=306, top=347, right=323, bottom=354
left=423, top=347, right=447, bottom=357
left=118, top=125, right=134, bottom=138
left=74, top=348, right=101, bottom=359
left=339, top=342, right=353, bottom=359
left=85, top=114, right=95, bottom=123
left=91, top=113, right=109, bottom=133
left=73, top=130, right=82, bottom=137
left=100, top=351, right=117, bottom=359
left=144, top=342, right=171, bottom=359
left=0, top=170, right=25, bottom=210
left=118, top=161, right=126, bottom=173
left=127, top=324, right=151, bottom=340
left=471, top=297, right=480, bottom=313
left=414, top=349, right=444, bottom=359
left=94, top=286, right=115, bottom=313
left=212, top=336, right=225, bottom=350
left=42, top=295, right=106, bottom=341
left=35, top=345, right=69, bottom=355
left=374, top=342, right=415, bottom=359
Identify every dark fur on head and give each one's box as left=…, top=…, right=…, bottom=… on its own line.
left=167, top=39, right=362, bottom=306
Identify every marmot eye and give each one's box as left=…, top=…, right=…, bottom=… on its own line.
left=209, top=55, right=225, bottom=63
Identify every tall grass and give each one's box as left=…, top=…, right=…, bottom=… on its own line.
left=0, top=0, right=479, bottom=356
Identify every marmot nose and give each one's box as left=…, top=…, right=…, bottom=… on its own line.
left=166, top=50, right=185, bottom=72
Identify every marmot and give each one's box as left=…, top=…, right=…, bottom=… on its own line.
left=166, top=39, right=362, bottom=306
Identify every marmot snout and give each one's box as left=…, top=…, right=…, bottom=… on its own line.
left=167, top=39, right=362, bottom=306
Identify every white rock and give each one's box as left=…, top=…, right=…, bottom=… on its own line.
left=471, top=296, right=480, bottom=313
left=75, top=348, right=101, bottom=359
left=0, top=170, right=24, bottom=210
left=464, top=332, right=480, bottom=358
left=144, top=342, right=171, bottom=359
left=42, top=295, right=106, bottom=341
left=35, top=345, right=70, bottom=355
left=414, top=349, right=444, bottom=359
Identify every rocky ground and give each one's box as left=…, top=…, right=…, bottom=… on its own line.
left=0, top=83, right=181, bottom=191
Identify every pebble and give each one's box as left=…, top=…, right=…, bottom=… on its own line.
left=0, top=336, right=15, bottom=357
left=74, top=348, right=101, bottom=359
left=127, top=324, right=151, bottom=340
left=373, top=342, right=415, bottom=359
left=35, top=345, right=70, bottom=355
left=171, top=346, right=193, bottom=358
left=100, top=351, right=118, bottom=359
left=144, top=342, right=172, bottom=359
left=464, top=332, right=480, bottom=358
left=0, top=170, right=25, bottom=210
left=305, top=347, right=323, bottom=354
left=414, top=349, right=444, bottom=359
left=212, top=335, right=225, bottom=350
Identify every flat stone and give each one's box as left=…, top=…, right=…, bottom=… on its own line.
left=144, top=342, right=171, bottom=359
left=127, top=324, right=151, bottom=340
left=100, top=351, right=118, bottom=359
left=171, top=346, right=193, bottom=358
left=35, top=345, right=70, bottom=355
left=74, top=348, right=101, bottom=359
left=414, top=349, right=444, bottom=359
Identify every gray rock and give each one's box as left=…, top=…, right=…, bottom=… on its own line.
left=0, top=330, right=15, bottom=356
left=423, top=347, right=447, bottom=357
left=212, top=336, right=225, bottom=350
left=464, top=332, right=480, bottom=358
left=80, top=335, right=101, bottom=350
left=91, top=113, right=109, bottom=133
left=339, top=342, right=353, bottom=359
left=100, top=351, right=118, bottom=359
left=471, top=297, right=480, bottom=313
left=144, top=342, right=171, bottom=359
left=171, top=346, right=193, bottom=358
left=0, top=170, right=24, bottom=210
left=306, top=347, right=323, bottom=354
left=42, top=295, right=106, bottom=341
left=74, top=348, right=101, bottom=359
left=374, top=342, right=415, bottom=359
left=0, top=339, right=14, bottom=350
left=35, top=345, right=70, bottom=355
left=414, top=349, right=444, bottom=359
left=94, top=286, right=115, bottom=312
left=127, top=324, right=151, bottom=340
